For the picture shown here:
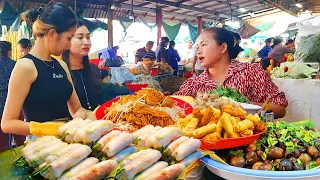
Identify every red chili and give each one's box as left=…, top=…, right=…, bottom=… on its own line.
left=277, top=62, right=281, bottom=67
left=284, top=66, right=289, bottom=72
left=283, top=56, right=288, bottom=62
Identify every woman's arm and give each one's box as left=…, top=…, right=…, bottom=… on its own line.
left=1, top=59, right=37, bottom=135
left=58, top=61, right=96, bottom=120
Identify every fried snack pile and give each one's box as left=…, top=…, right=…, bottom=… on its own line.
left=177, top=104, right=266, bottom=143
left=104, top=89, right=185, bottom=130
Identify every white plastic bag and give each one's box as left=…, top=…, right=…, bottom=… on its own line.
left=294, top=16, right=320, bottom=62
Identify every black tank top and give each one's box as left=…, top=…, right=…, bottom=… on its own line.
left=22, top=54, right=73, bottom=122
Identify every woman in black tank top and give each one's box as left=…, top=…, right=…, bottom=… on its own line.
left=1, top=2, right=95, bottom=136
left=62, top=20, right=101, bottom=112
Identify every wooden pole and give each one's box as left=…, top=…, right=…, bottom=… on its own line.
left=156, top=8, right=162, bottom=45
left=198, top=16, right=203, bottom=35
left=107, top=4, right=114, bottom=47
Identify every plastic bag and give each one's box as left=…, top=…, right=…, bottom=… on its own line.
left=109, top=67, right=136, bottom=84
left=294, top=16, right=320, bottom=63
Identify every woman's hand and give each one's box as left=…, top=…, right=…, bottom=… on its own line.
left=251, top=102, right=286, bottom=119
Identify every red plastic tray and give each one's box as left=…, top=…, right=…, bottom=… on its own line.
left=200, top=127, right=267, bottom=150
left=96, top=96, right=193, bottom=120
left=126, top=83, right=148, bottom=92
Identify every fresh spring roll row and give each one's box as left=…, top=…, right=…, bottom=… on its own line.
left=132, top=124, right=154, bottom=141
left=133, top=161, right=169, bottom=180
left=172, top=138, right=201, bottom=161
left=23, top=137, right=61, bottom=157
left=58, top=157, right=99, bottom=180
left=178, top=151, right=203, bottom=167
left=22, top=136, right=57, bottom=156
left=110, top=146, right=137, bottom=163
left=27, top=142, right=68, bottom=168
left=103, top=132, right=134, bottom=157
left=164, top=136, right=189, bottom=156
left=58, top=118, right=83, bottom=136
left=136, top=126, right=162, bottom=147
left=70, top=160, right=117, bottom=180
left=93, top=130, right=121, bottom=151
left=49, top=144, right=92, bottom=178
left=46, top=144, right=83, bottom=164
left=73, top=120, right=114, bottom=144
left=65, top=119, right=92, bottom=143
left=145, top=127, right=183, bottom=149
left=120, top=149, right=153, bottom=168
left=145, top=164, right=186, bottom=180
left=119, top=149, right=162, bottom=180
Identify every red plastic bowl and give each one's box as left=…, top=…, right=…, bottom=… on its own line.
left=96, top=96, right=193, bottom=120
left=200, top=127, right=267, bottom=150
left=126, top=83, right=148, bottom=92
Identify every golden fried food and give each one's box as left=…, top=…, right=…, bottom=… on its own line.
left=209, top=108, right=221, bottom=124
left=215, top=119, right=224, bottom=134
left=220, top=112, right=239, bottom=138
left=193, top=108, right=203, bottom=121
left=203, top=132, right=222, bottom=142
left=234, top=119, right=255, bottom=132
left=221, top=105, right=246, bottom=119
left=223, top=131, right=228, bottom=138
left=199, top=107, right=214, bottom=127
left=240, top=130, right=253, bottom=137
left=193, top=123, right=216, bottom=138
left=246, top=114, right=261, bottom=126
left=230, top=116, right=241, bottom=127
left=255, top=122, right=267, bottom=132
left=183, top=118, right=199, bottom=136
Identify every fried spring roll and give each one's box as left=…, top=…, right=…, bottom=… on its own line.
left=246, top=114, right=261, bottom=126
left=240, top=130, right=253, bottom=137
left=234, top=119, right=254, bottom=132
left=209, top=108, right=221, bottom=124
left=203, top=132, right=222, bottom=142
left=215, top=119, right=223, bottom=134
left=133, top=161, right=168, bottom=180
left=145, top=164, right=186, bottom=180
left=220, top=113, right=239, bottom=138
left=172, top=138, right=201, bottom=161
left=183, top=118, right=200, bottom=136
left=193, top=123, right=216, bottom=139
left=199, top=107, right=214, bottom=127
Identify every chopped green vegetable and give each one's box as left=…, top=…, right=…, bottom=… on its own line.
left=208, top=85, right=248, bottom=103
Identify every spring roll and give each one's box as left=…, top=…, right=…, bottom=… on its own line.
left=65, top=119, right=92, bottom=143
left=223, top=131, right=228, bottom=138
left=209, top=108, right=221, bottom=124
left=110, top=146, right=137, bottom=163
left=120, top=149, right=153, bottom=168
left=178, top=151, right=203, bottom=167
left=133, top=161, right=168, bottom=180
left=27, top=142, right=68, bottom=168
left=94, top=130, right=121, bottom=151
left=240, top=130, right=253, bottom=137
left=73, top=120, right=100, bottom=143
left=221, top=105, right=246, bottom=119
left=120, top=150, right=162, bottom=179
left=182, top=117, right=200, bottom=136
left=46, top=144, right=83, bottom=164
left=164, top=136, right=189, bottom=156
left=22, top=136, right=58, bottom=157
left=192, top=123, right=216, bottom=139
left=246, top=114, right=261, bottom=126
left=172, top=138, right=201, bottom=161
left=103, top=132, right=134, bottom=157
left=146, top=164, right=186, bottom=180
left=230, top=116, right=241, bottom=127
left=58, top=157, right=99, bottom=180
left=132, top=124, right=154, bottom=141
left=215, top=119, right=223, bottom=134
left=220, top=113, right=239, bottom=138
left=199, top=107, right=214, bottom=127
left=192, top=108, right=203, bottom=121
left=83, top=120, right=114, bottom=144
left=58, top=118, right=83, bottom=136
left=145, top=127, right=182, bottom=149
left=71, top=160, right=117, bottom=180
left=49, top=145, right=92, bottom=178
left=23, top=138, right=62, bottom=158
left=203, top=132, right=222, bottom=142
left=234, top=119, right=255, bottom=132
left=136, top=126, right=162, bottom=147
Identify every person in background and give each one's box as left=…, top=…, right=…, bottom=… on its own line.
left=62, top=19, right=101, bottom=111
left=268, top=38, right=295, bottom=62
left=0, top=41, right=25, bottom=152
left=1, top=2, right=95, bottom=136
left=17, top=39, right=32, bottom=57
left=258, top=38, right=273, bottom=59
left=155, top=37, right=169, bottom=63
left=285, top=39, right=295, bottom=48
left=113, top=46, right=125, bottom=65
left=135, top=41, right=156, bottom=63
left=175, top=27, right=287, bottom=118
left=167, top=40, right=181, bottom=76
left=100, top=69, right=130, bottom=104
left=192, top=44, right=204, bottom=76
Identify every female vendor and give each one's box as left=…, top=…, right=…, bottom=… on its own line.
left=175, top=28, right=288, bottom=118
left=62, top=20, right=101, bottom=111
left=1, top=2, right=95, bottom=136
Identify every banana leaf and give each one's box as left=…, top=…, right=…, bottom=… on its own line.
left=0, top=146, right=41, bottom=180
